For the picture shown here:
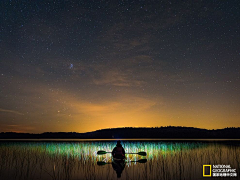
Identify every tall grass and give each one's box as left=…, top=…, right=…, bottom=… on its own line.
left=0, top=140, right=239, bottom=180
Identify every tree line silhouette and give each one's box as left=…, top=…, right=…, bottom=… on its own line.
left=1, top=126, right=240, bottom=139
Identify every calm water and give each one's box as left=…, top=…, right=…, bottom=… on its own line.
left=0, top=140, right=239, bottom=180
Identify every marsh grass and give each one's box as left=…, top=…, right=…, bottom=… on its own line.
left=0, top=141, right=239, bottom=180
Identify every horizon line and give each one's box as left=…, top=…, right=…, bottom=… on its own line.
left=1, top=126, right=240, bottom=134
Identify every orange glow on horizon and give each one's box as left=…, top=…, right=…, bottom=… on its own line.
left=0, top=85, right=239, bottom=133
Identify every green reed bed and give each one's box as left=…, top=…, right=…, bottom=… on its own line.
left=0, top=141, right=239, bottom=180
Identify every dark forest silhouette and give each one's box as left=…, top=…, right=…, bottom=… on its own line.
left=1, top=126, right=240, bottom=139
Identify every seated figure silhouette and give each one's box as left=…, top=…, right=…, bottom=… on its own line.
left=112, top=141, right=126, bottom=178
left=112, top=140, right=125, bottom=159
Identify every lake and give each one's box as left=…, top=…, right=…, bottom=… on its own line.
left=0, top=139, right=239, bottom=180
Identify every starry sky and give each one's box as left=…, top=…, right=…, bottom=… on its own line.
left=1, top=0, right=240, bottom=133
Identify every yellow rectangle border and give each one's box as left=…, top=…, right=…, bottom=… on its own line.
left=203, top=165, right=211, bottom=177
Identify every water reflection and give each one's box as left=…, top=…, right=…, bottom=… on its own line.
left=0, top=140, right=239, bottom=180
left=112, top=160, right=126, bottom=178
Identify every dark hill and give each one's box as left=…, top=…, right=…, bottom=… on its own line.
left=0, top=127, right=240, bottom=139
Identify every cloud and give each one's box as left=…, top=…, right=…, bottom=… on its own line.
left=92, top=69, right=144, bottom=87
left=0, top=108, right=24, bottom=115
left=71, top=95, right=157, bottom=117
left=2, top=124, right=35, bottom=133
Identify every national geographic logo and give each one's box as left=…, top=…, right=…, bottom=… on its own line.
left=203, top=165, right=211, bottom=177
left=203, top=165, right=237, bottom=177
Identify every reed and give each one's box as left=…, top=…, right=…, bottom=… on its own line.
left=0, top=140, right=239, bottom=180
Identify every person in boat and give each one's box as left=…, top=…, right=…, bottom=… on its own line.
left=112, top=140, right=125, bottom=159
left=112, top=140, right=126, bottom=178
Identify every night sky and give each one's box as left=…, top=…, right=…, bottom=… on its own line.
left=1, top=0, right=240, bottom=133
